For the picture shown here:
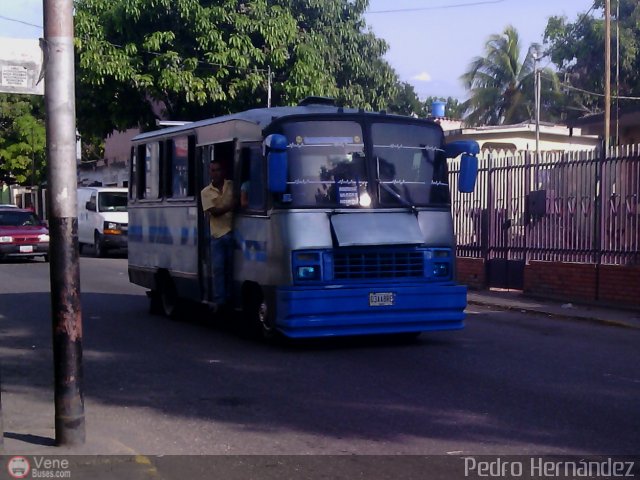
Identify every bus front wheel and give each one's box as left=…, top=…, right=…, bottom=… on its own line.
left=242, top=283, right=277, bottom=340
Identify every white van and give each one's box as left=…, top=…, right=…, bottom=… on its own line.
left=77, top=187, right=128, bottom=256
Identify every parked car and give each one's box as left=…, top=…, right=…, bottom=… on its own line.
left=77, top=187, right=128, bottom=257
left=0, top=207, right=50, bottom=262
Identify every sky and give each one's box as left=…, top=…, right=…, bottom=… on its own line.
left=1, top=0, right=596, bottom=100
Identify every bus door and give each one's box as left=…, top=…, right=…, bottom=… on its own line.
left=234, top=142, right=268, bottom=288
left=196, top=141, right=237, bottom=304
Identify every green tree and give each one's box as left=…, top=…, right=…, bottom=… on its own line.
left=387, top=82, right=422, bottom=116
left=460, top=25, right=559, bottom=126
left=74, top=0, right=401, bottom=139
left=544, top=0, right=640, bottom=118
left=0, top=94, right=47, bottom=185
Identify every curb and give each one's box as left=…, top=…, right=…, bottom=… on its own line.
left=467, top=299, right=640, bottom=330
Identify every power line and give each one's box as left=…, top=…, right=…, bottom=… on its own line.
left=0, top=14, right=42, bottom=30
left=367, top=0, right=505, bottom=14
left=541, top=72, right=640, bottom=101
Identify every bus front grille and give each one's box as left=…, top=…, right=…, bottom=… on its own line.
left=333, top=250, right=424, bottom=280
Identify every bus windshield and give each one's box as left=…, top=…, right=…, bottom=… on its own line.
left=371, top=122, right=449, bottom=207
left=280, top=121, right=368, bottom=208
left=98, top=192, right=128, bottom=212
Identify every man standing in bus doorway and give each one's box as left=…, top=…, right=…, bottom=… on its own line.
left=201, top=160, right=235, bottom=313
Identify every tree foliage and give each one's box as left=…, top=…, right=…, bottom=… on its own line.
left=0, top=94, right=47, bottom=185
left=387, top=82, right=422, bottom=116
left=460, top=26, right=560, bottom=126
left=544, top=0, right=640, bottom=118
left=74, top=0, right=401, bottom=139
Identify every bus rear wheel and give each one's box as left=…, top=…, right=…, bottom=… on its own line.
left=158, top=275, right=181, bottom=319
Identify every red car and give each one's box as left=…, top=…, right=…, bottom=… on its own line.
left=0, top=207, right=50, bottom=262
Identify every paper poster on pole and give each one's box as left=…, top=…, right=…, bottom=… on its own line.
left=0, top=37, right=44, bottom=95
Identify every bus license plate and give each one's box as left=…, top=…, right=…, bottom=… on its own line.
left=369, top=292, right=395, bottom=307
left=19, top=246, right=34, bottom=253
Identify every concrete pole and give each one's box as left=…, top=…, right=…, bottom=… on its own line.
left=42, top=0, right=86, bottom=445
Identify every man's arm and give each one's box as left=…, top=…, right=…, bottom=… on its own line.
left=205, top=181, right=236, bottom=217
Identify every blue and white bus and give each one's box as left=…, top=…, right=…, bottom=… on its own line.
left=128, top=97, right=478, bottom=339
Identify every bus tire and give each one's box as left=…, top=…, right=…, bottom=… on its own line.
left=148, top=290, right=163, bottom=315
left=242, top=282, right=277, bottom=341
left=158, top=274, right=180, bottom=319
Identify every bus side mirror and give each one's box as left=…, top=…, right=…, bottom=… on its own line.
left=458, top=154, right=478, bottom=193
left=268, top=152, right=287, bottom=193
left=265, top=134, right=288, bottom=193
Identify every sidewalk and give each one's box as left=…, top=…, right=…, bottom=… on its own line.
left=467, top=289, right=640, bottom=329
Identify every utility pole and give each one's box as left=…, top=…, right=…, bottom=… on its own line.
left=604, top=0, right=611, bottom=152
left=43, top=0, right=86, bottom=446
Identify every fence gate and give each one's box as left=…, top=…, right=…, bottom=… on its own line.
left=485, top=154, right=529, bottom=289
left=452, top=152, right=532, bottom=290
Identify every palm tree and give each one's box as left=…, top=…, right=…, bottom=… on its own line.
left=460, top=26, right=543, bottom=126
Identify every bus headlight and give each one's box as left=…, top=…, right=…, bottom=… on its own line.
left=433, top=262, right=450, bottom=278
left=292, top=251, right=323, bottom=283
left=296, top=265, right=320, bottom=280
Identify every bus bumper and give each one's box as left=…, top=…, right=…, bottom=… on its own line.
left=275, top=283, right=467, bottom=338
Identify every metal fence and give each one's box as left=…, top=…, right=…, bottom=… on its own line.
left=450, top=145, right=640, bottom=272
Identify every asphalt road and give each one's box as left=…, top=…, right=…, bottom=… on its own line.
left=0, top=255, right=639, bottom=458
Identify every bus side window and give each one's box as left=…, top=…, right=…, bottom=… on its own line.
left=129, top=146, right=137, bottom=201
left=239, top=145, right=265, bottom=211
left=143, top=142, right=161, bottom=200
left=135, top=145, right=146, bottom=199
left=168, top=136, right=191, bottom=198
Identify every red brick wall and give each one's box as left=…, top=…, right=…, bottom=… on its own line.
left=456, top=257, right=486, bottom=290
left=524, top=261, right=597, bottom=301
left=456, top=257, right=640, bottom=307
left=524, top=261, right=640, bottom=307
left=598, top=265, right=640, bottom=306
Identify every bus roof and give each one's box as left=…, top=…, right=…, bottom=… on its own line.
left=131, top=102, right=439, bottom=142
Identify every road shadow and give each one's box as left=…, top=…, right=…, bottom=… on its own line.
left=4, top=432, right=56, bottom=446
left=0, top=290, right=639, bottom=454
